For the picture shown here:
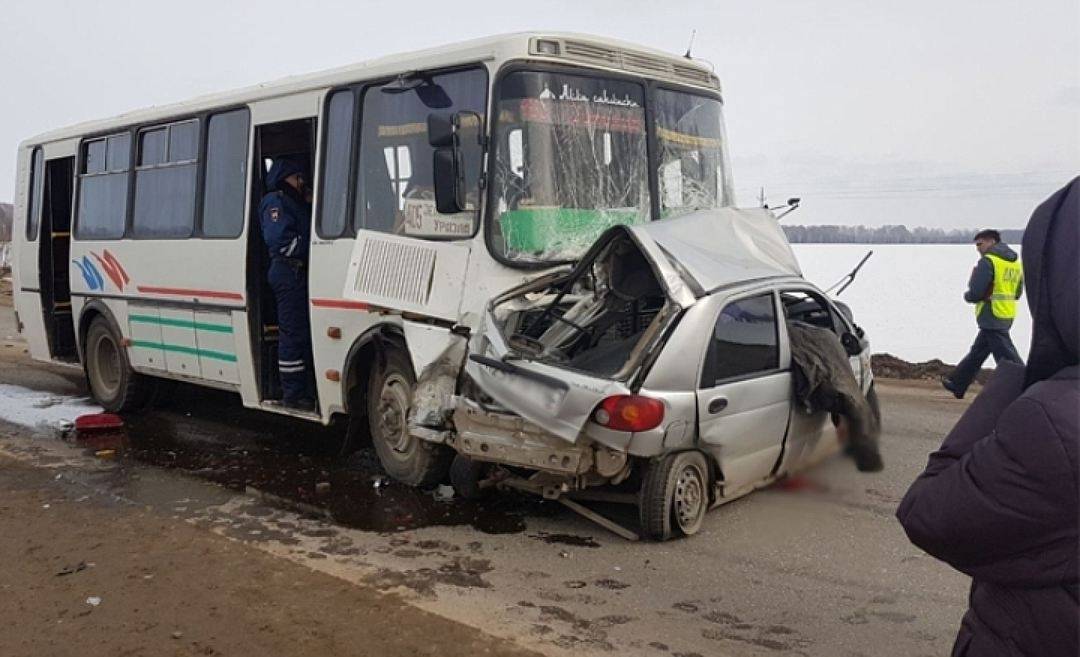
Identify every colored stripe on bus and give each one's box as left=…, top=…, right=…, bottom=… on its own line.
left=311, top=298, right=370, bottom=310
left=137, top=285, right=244, bottom=301
left=129, top=314, right=233, bottom=333
left=130, top=340, right=237, bottom=362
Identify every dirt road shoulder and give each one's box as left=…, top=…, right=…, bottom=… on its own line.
left=0, top=457, right=541, bottom=657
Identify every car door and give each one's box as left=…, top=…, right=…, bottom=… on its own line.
left=695, top=290, right=792, bottom=497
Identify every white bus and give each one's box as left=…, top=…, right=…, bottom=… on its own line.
left=12, top=32, right=732, bottom=487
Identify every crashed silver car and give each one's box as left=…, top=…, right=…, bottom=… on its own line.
left=447, top=208, right=874, bottom=540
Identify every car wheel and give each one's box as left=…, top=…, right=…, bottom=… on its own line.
left=367, top=346, right=451, bottom=487
left=638, top=451, right=710, bottom=541
left=84, top=316, right=152, bottom=413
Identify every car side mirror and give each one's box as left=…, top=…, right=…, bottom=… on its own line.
left=841, top=331, right=864, bottom=357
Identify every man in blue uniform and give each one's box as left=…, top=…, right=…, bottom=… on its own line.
left=260, top=156, right=315, bottom=411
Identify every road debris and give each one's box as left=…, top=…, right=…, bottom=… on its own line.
left=85, top=596, right=102, bottom=607
left=435, top=484, right=455, bottom=502
left=56, top=561, right=87, bottom=577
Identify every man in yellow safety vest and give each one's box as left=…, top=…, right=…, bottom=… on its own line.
left=942, top=229, right=1024, bottom=398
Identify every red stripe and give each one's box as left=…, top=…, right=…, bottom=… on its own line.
left=137, top=285, right=244, bottom=301
left=103, top=250, right=129, bottom=284
left=311, top=298, right=370, bottom=310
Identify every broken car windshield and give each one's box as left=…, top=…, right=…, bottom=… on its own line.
left=489, top=71, right=650, bottom=264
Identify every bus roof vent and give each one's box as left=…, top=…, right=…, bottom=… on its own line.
left=533, top=37, right=719, bottom=89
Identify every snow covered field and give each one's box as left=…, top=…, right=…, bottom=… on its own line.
left=794, top=243, right=1033, bottom=365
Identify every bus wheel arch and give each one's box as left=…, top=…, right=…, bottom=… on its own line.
left=343, top=325, right=451, bottom=486
left=341, top=324, right=409, bottom=450
left=78, top=303, right=152, bottom=413
left=76, top=300, right=121, bottom=365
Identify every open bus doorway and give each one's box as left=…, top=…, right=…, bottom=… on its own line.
left=39, top=156, right=77, bottom=362
left=246, top=118, right=316, bottom=410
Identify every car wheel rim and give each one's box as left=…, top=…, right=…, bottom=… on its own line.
left=377, top=372, right=412, bottom=454
left=92, top=333, right=121, bottom=399
left=673, top=464, right=705, bottom=531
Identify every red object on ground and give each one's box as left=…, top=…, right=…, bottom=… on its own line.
left=74, top=413, right=124, bottom=432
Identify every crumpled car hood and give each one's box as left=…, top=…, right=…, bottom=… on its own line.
left=632, top=207, right=801, bottom=295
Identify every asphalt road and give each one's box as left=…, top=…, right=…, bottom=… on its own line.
left=0, top=298, right=972, bottom=657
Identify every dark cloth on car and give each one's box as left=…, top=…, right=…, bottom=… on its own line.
left=786, top=320, right=883, bottom=472
left=896, top=177, right=1079, bottom=657
left=964, top=241, right=1023, bottom=330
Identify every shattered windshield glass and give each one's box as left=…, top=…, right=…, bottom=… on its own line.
left=489, top=71, right=650, bottom=264
left=655, top=88, right=733, bottom=218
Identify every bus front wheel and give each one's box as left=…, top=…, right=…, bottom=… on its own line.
left=84, top=316, right=152, bottom=413
left=367, top=347, right=451, bottom=487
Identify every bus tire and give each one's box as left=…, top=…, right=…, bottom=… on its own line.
left=638, top=451, right=710, bottom=541
left=367, top=347, right=451, bottom=487
left=84, top=316, right=152, bottom=413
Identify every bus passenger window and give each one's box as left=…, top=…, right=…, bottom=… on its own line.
left=26, top=148, right=44, bottom=240
left=76, top=133, right=130, bottom=240
left=317, top=90, right=355, bottom=238
left=354, top=67, right=487, bottom=239
left=133, top=120, right=199, bottom=238
left=202, top=109, right=250, bottom=238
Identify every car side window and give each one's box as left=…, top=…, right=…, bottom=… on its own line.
left=780, top=290, right=842, bottom=334
left=700, top=292, right=779, bottom=387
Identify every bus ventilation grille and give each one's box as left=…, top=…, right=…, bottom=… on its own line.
left=353, top=238, right=436, bottom=306
left=550, top=38, right=719, bottom=89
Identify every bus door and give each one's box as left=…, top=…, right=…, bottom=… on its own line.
left=39, top=156, right=77, bottom=361
left=246, top=118, right=316, bottom=407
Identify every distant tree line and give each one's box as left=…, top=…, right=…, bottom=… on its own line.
left=782, top=224, right=1024, bottom=244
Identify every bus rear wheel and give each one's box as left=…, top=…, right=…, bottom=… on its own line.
left=367, top=347, right=451, bottom=487
left=84, top=316, right=151, bottom=413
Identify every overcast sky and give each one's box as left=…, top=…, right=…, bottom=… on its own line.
left=2, top=0, right=1076, bottom=229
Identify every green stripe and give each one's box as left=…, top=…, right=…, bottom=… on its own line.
left=130, top=314, right=233, bottom=333
left=131, top=340, right=237, bottom=362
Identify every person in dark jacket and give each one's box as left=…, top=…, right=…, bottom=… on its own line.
left=942, top=230, right=1025, bottom=398
left=260, top=156, right=315, bottom=411
left=896, top=177, right=1079, bottom=657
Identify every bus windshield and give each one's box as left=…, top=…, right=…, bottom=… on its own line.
left=654, top=88, right=733, bottom=220
left=489, top=71, right=650, bottom=264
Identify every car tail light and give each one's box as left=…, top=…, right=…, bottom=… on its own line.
left=593, top=395, right=665, bottom=432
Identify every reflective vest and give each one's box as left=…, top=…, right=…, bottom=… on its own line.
left=975, top=253, right=1023, bottom=320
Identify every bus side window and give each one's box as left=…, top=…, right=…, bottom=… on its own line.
left=353, top=67, right=487, bottom=238
left=76, top=134, right=130, bottom=240
left=318, top=90, right=355, bottom=239
left=132, top=120, right=199, bottom=239
left=26, top=147, right=44, bottom=240
left=202, top=109, right=250, bottom=238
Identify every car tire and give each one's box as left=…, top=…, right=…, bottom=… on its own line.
left=638, top=451, right=710, bottom=541
left=84, top=316, right=152, bottom=413
left=449, top=454, right=489, bottom=500
left=367, top=346, right=451, bottom=487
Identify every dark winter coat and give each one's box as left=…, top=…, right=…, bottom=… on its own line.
left=964, top=241, right=1024, bottom=330
left=896, top=177, right=1079, bottom=657
left=259, top=157, right=312, bottom=263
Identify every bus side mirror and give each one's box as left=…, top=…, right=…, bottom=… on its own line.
left=429, top=111, right=481, bottom=215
